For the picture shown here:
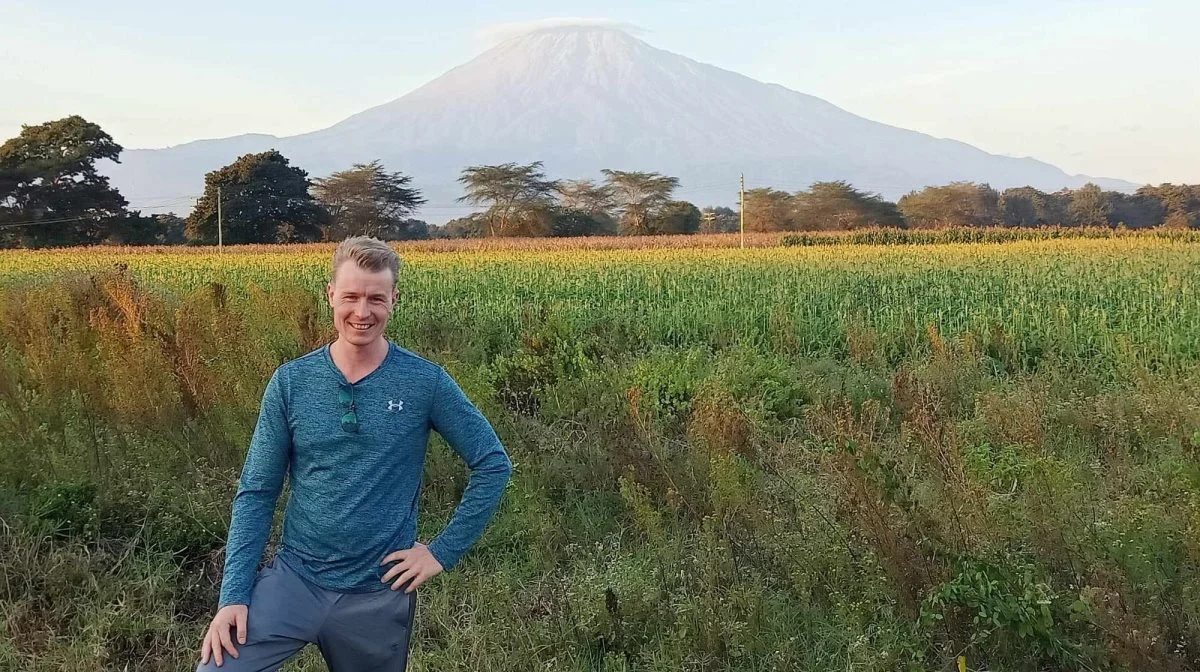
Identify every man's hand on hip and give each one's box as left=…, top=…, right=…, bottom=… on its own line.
left=200, top=604, right=248, bottom=667
left=380, top=541, right=444, bottom=593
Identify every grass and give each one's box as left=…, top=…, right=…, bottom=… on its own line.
left=1, top=238, right=1198, bottom=670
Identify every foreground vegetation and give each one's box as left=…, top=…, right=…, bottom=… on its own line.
left=1, top=238, right=1198, bottom=670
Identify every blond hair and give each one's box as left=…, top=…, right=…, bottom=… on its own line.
left=331, top=236, right=401, bottom=284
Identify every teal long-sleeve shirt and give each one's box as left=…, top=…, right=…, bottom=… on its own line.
left=217, top=341, right=513, bottom=609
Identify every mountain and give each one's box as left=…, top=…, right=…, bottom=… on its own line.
left=104, top=26, right=1137, bottom=221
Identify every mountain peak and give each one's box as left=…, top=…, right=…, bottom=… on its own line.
left=512, top=23, right=637, bottom=37
left=481, top=18, right=645, bottom=46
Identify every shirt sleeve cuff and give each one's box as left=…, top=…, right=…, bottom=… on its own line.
left=427, top=540, right=460, bottom=572
left=217, top=593, right=250, bottom=610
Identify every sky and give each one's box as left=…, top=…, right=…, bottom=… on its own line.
left=1, top=0, right=1196, bottom=186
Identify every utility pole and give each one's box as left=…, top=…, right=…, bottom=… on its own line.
left=217, top=185, right=223, bottom=254
left=739, top=173, right=745, bottom=249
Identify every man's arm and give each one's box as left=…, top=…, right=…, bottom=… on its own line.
left=217, top=367, right=292, bottom=608
left=425, top=366, right=513, bottom=571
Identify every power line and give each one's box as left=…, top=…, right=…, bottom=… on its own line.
left=133, top=193, right=204, bottom=205
left=0, top=215, right=108, bottom=228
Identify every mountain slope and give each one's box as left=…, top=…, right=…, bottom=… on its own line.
left=104, top=26, right=1136, bottom=221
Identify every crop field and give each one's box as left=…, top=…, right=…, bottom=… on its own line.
left=1, top=236, right=1198, bottom=670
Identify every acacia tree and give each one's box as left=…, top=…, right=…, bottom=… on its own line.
left=557, top=179, right=612, bottom=215
left=457, top=162, right=558, bottom=236
left=0, top=116, right=130, bottom=247
left=794, top=181, right=905, bottom=230
left=312, top=160, right=425, bottom=240
left=742, top=188, right=794, bottom=231
left=898, top=182, right=1000, bottom=229
left=601, top=169, right=679, bottom=235
left=186, top=150, right=326, bottom=244
left=555, top=179, right=615, bottom=235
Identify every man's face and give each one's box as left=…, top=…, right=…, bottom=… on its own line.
left=327, top=261, right=398, bottom=347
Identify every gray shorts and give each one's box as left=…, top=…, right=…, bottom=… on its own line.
left=196, top=553, right=416, bottom=672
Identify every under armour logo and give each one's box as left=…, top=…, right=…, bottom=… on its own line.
left=387, top=399, right=404, bottom=412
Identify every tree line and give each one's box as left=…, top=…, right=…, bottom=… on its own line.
left=3, top=116, right=1198, bottom=248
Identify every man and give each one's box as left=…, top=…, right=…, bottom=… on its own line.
left=197, top=236, right=513, bottom=671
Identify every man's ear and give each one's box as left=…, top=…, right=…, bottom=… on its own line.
left=327, top=281, right=336, bottom=305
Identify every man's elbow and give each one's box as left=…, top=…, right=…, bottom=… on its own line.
left=488, top=445, right=514, bottom=484
left=495, top=448, right=514, bottom=481
left=465, top=439, right=513, bottom=482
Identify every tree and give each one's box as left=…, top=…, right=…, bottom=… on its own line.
left=998, top=187, right=1046, bottom=227
left=742, top=188, right=794, bottom=232
left=1044, top=190, right=1073, bottom=226
left=555, top=179, right=616, bottom=235
left=601, top=169, right=680, bottom=235
left=652, top=200, right=701, bottom=235
left=699, top=206, right=738, bottom=233
left=154, top=213, right=188, bottom=244
left=1067, top=183, right=1114, bottom=227
left=311, top=160, right=425, bottom=240
left=438, top=216, right=483, bottom=239
left=548, top=209, right=602, bottom=236
left=399, top=219, right=431, bottom=240
left=107, top=213, right=176, bottom=246
left=1110, top=192, right=1164, bottom=229
left=557, top=179, right=613, bottom=215
left=793, top=181, right=904, bottom=230
left=1137, top=183, right=1200, bottom=228
left=186, top=150, right=326, bottom=244
left=0, top=116, right=130, bottom=247
left=458, top=162, right=558, bottom=237
left=898, top=182, right=1000, bottom=229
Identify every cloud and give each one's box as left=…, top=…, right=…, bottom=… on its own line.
left=476, top=18, right=646, bottom=45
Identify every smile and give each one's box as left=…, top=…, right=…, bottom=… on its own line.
left=349, top=322, right=373, bottom=331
